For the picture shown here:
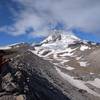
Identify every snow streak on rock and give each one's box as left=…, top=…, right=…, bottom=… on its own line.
left=55, top=67, right=100, bottom=97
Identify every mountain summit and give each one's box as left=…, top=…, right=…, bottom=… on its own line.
left=41, top=30, right=80, bottom=45
left=36, top=30, right=81, bottom=53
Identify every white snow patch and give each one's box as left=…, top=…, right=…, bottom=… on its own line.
left=87, top=78, right=100, bottom=89
left=76, top=56, right=82, bottom=60
left=66, top=66, right=75, bottom=70
left=15, top=45, right=20, bottom=48
left=80, top=45, right=90, bottom=51
left=90, top=72, right=94, bottom=75
left=53, top=63, right=59, bottom=66
left=56, top=48, right=77, bottom=54
left=53, top=53, right=59, bottom=59
left=79, top=61, right=88, bottom=67
left=55, top=67, right=100, bottom=97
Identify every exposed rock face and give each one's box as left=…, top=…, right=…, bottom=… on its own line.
left=0, top=48, right=70, bottom=100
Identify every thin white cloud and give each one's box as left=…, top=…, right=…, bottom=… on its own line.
left=0, top=0, right=100, bottom=36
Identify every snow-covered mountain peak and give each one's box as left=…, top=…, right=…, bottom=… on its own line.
left=39, top=30, right=81, bottom=51
left=41, top=30, right=80, bottom=45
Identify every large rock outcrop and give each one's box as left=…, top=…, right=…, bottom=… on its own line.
left=0, top=49, right=70, bottom=100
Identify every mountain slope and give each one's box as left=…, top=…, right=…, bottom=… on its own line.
left=0, top=31, right=100, bottom=100
left=32, top=31, right=100, bottom=99
left=0, top=45, right=70, bottom=100
left=0, top=43, right=97, bottom=100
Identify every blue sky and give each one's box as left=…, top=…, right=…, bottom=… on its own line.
left=0, top=0, right=100, bottom=46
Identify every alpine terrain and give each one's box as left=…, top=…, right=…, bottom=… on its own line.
left=0, top=30, right=100, bottom=100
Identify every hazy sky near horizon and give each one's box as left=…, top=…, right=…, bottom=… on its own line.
left=0, top=0, right=100, bottom=45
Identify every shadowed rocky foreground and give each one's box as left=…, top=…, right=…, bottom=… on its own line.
left=0, top=49, right=70, bottom=100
